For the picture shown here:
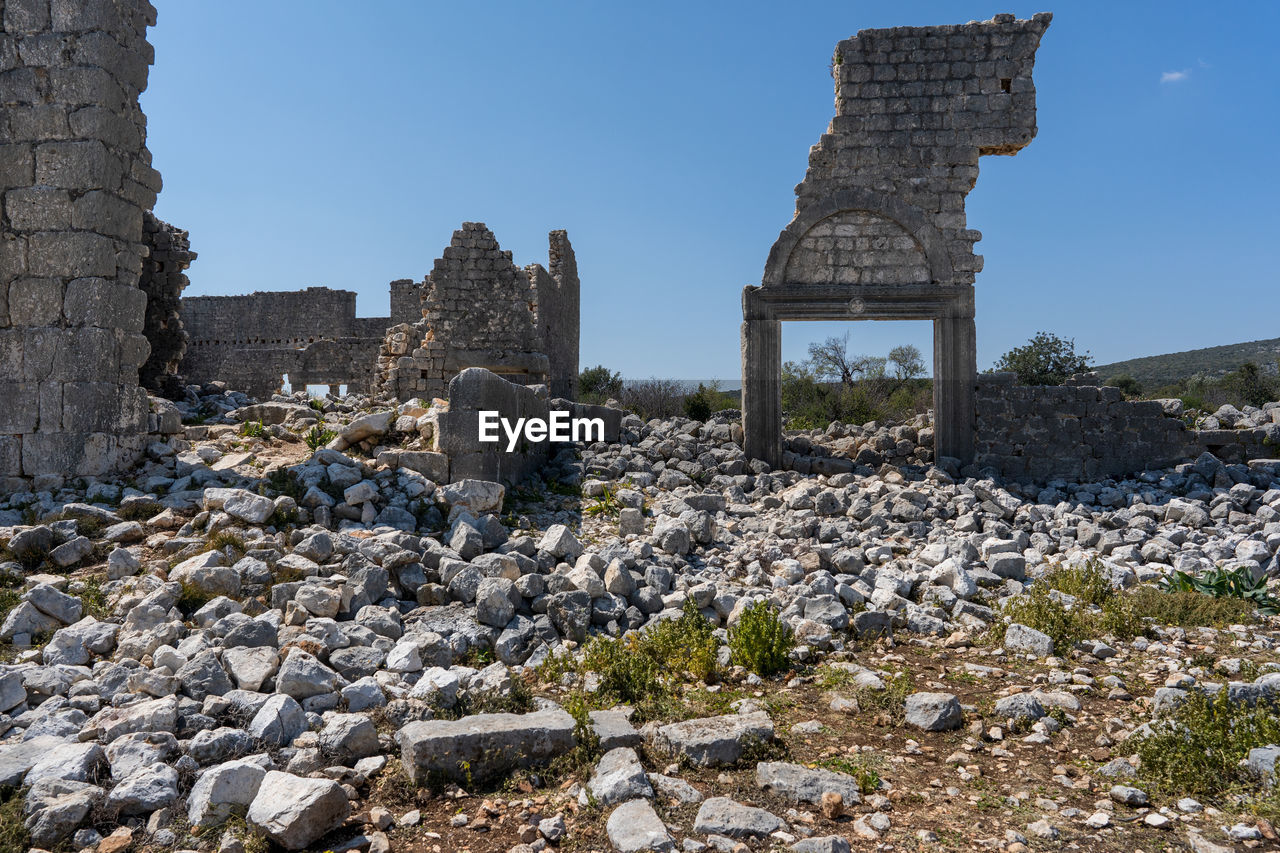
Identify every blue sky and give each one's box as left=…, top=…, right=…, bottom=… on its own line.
left=143, top=1, right=1280, bottom=380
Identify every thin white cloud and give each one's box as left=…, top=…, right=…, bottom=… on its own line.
left=1161, top=69, right=1191, bottom=84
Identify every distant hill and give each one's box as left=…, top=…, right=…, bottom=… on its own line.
left=1093, top=337, right=1280, bottom=391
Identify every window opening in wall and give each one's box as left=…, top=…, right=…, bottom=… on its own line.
left=339, top=385, right=348, bottom=396
left=281, top=373, right=292, bottom=394
left=1000, top=77, right=1012, bottom=92
left=306, top=385, right=329, bottom=398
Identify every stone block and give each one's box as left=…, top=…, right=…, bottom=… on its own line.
left=0, top=382, right=40, bottom=433
left=35, top=140, right=120, bottom=188
left=5, top=187, right=72, bottom=231
left=3, top=0, right=51, bottom=33
left=72, top=189, right=142, bottom=239
left=63, top=276, right=146, bottom=331
left=396, top=708, right=575, bottom=784
left=28, top=230, right=116, bottom=278
left=6, top=277, right=63, bottom=326
left=22, top=431, right=85, bottom=477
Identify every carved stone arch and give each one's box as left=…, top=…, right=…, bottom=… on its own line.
left=761, top=190, right=955, bottom=288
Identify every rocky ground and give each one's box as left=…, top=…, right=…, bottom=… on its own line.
left=1, top=388, right=1279, bottom=853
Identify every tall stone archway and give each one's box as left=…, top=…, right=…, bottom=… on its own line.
left=742, top=13, right=1051, bottom=469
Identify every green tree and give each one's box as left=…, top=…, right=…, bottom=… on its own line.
left=807, top=332, right=886, bottom=387
left=888, top=344, right=925, bottom=381
left=1106, top=373, right=1142, bottom=398
left=993, top=331, right=1093, bottom=385
left=578, top=365, right=622, bottom=404
left=1221, top=362, right=1276, bottom=408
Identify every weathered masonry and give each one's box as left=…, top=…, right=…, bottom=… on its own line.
left=376, top=223, right=580, bottom=403
left=178, top=287, right=404, bottom=400
left=1, top=0, right=162, bottom=477
left=742, top=13, right=1052, bottom=468
left=138, top=212, right=195, bottom=397
left=975, top=375, right=1280, bottom=481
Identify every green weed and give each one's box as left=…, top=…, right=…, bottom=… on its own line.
left=728, top=600, right=795, bottom=677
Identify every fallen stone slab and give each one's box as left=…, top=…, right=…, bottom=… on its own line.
left=904, top=692, right=962, bottom=731
left=607, top=799, right=674, bottom=852
left=247, top=770, right=350, bottom=850
left=590, top=709, right=642, bottom=751
left=693, top=796, right=786, bottom=838
left=188, top=758, right=267, bottom=828
left=755, top=761, right=864, bottom=805
left=588, top=747, right=653, bottom=806
left=1004, top=622, right=1054, bottom=656
left=0, top=735, right=69, bottom=786
left=651, top=711, right=774, bottom=767
left=397, top=708, right=575, bottom=784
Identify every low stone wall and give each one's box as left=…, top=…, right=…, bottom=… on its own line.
left=975, top=374, right=1279, bottom=481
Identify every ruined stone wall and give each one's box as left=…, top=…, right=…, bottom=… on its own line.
left=377, top=223, right=572, bottom=402
left=1, top=0, right=162, bottom=477
left=975, top=375, right=1279, bottom=481
left=389, top=278, right=421, bottom=327
left=138, top=212, right=194, bottom=397
left=179, top=287, right=388, bottom=398
left=542, top=229, right=580, bottom=399
left=793, top=13, right=1052, bottom=288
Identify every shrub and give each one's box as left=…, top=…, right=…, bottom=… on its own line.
left=0, top=787, right=28, bottom=853
left=854, top=671, right=915, bottom=725
left=728, top=600, right=794, bottom=677
left=547, top=599, right=720, bottom=723
left=118, top=500, right=163, bottom=522
left=579, top=365, right=623, bottom=404
left=682, top=383, right=736, bottom=422
left=308, top=398, right=325, bottom=412
left=1160, top=565, right=1280, bottom=616
left=176, top=580, right=216, bottom=614
left=1106, top=373, right=1142, bottom=397
left=583, top=485, right=621, bottom=518
left=641, top=598, right=720, bottom=683
left=1040, top=560, right=1112, bottom=607
left=1134, top=686, right=1280, bottom=802
left=1132, top=586, right=1257, bottom=626
left=620, top=378, right=685, bottom=420
left=304, top=425, right=336, bottom=451
left=992, top=331, right=1092, bottom=385
left=77, top=576, right=110, bottom=620
left=205, top=531, right=246, bottom=559
left=992, top=582, right=1094, bottom=652
left=239, top=420, right=266, bottom=438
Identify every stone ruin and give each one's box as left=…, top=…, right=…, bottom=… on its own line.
left=138, top=211, right=195, bottom=397
left=175, top=223, right=580, bottom=407
left=177, top=286, right=404, bottom=400
left=743, top=13, right=1053, bottom=469
left=1, top=0, right=164, bottom=478
left=376, top=223, right=580, bottom=402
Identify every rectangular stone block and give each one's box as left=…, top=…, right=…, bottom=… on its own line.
left=396, top=709, right=575, bottom=784
left=0, top=234, right=27, bottom=281
left=6, top=277, right=63, bottom=326
left=3, top=0, right=52, bottom=34
left=28, top=230, right=116, bottom=278
left=21, top=430, right=83, bottom=477
left=60, top=381, right=119, bottom=432
left=35, top=139, right=118, bottom=188
left=0, top=145, right=34, bottom=193
left=0, top=437, right=20, bottom=477
left=38, top=381, right=62, bottom=432
left=0, top=382, right=40, bottom=433
left=5, top=105, right=71, bottom=142
left=71, top=189, right=141, bottom=239
left=63, top=276, right=145, bottom=331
